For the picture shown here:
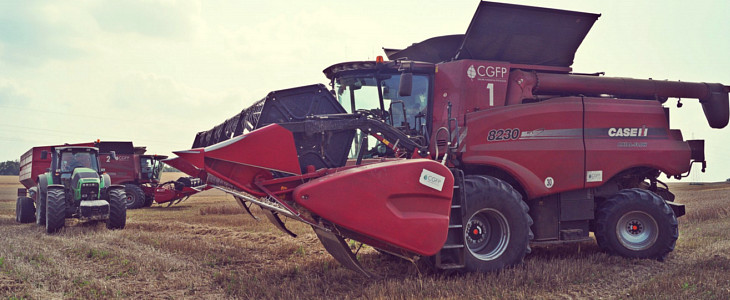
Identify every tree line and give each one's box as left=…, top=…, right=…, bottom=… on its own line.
left=0, top=160, right=20, bottom=175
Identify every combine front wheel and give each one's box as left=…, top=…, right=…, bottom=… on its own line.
left=461, top=175, right=533, bottom=272
left=124, top=184, right=145, bottom=209
left=594, top=189, right=678, bottom=260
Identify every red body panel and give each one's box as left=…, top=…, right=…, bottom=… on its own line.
left=461, top=98, right=584, bottom=198
left=583, top=98, right=690, bottom=188
left=292, top=159, right=454, bottom=255
left=431, top=59, right=697, bottom=199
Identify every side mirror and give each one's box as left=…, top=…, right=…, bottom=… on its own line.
left=398, top=73, right=413, bottom=97
left=110, top=151, right=118, bottom=161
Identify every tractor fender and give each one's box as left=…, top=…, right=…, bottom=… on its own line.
left=47, top=184, right=64, bottom=191
left=38, top=174, right=48, bottom=197
left=101, top=173, right=112, bottom=189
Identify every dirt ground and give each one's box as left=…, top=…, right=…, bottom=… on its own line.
left=1, top=173, right=729, bottom=299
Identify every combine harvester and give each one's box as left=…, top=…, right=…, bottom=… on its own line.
left=170, top=2, right=729, bottom=276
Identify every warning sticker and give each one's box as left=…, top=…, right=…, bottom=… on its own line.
left=419, top=169, right=445, bottom=192
left=587, top=170, right=603, bottom=183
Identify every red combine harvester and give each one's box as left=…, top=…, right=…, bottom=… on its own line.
left=92, top=141, right=206, bottom=208
left=18, top=141, right=205, bottom=210
left=171, top=2, right=729, bottom=276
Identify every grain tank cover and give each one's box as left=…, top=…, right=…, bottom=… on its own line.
left=455, top=1, right=599, bottom=67
left=386, top=2, right=599, bottom=67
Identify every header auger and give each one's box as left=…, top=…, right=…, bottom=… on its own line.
left=171, top=1, right=728, bottom=276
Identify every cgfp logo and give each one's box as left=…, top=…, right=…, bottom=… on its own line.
left=467, top=64, right=508, bottom=80
left=467, top=65, right=477, bottom=79
left=419, top=169, right=445, bottom=191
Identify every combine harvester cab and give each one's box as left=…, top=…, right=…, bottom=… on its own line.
left=173, top=1, right=729, bottom=276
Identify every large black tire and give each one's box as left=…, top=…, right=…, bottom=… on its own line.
left=16, top=197, right=36, bottom=223
left=143, top=194, right=154, bottom=207
left=594, top=188, right=678, bottom=260
left=124, top=184, right=145, bottom=209
left=36, top=184, right=46, bottom=226
left=461, top=175, right=533, bottom=272
left=45, top=189, right=66, bottom=234
left=107, top=188, right=127, bottom=230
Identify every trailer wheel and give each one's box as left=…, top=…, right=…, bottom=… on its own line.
left=107, top=188, right=127, bottom=230
left=124, top=184, right=145, bottom=209
left=36, top=184, right=46, bottom=226
left=45, top=189, right=66, bottom=234
left=461, top=175, right=533, bottom=272
left=16, top=197, right=36, bottom=223
left=594, top=188, right=678, bottom=260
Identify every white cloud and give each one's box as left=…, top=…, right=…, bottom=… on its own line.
left=91, top=0, right=202, bottom=39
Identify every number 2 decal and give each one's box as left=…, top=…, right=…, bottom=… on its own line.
left=106, top=156, right=110, bottom=163
left=487, top=128, right=520, bottom=141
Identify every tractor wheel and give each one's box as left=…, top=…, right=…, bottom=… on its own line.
left=107, top=188, right=127, bottom=230
left=35, top=184, right=46, bottom=226
left=124, top=184, right=145, bottom=209
left=594, top=189, right=678, bottom=261
left=461, top=175, right=533, bottom=272
left=45, top=189, right=66, bottom=234
left=16, top=197, right=36, bottom=223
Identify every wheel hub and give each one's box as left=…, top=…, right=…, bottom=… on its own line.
left=464, top=208, right=510, bottom=261
left=616, top=211, right=659, bottom=251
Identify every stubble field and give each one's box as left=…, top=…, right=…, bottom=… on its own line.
left=0, top=173, right=729, bottom=299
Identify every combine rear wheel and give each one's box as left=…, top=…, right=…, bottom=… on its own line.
left=124, top=184, right=145, bottom=209
left=45, top=189, right=66, bottom=234
left=107, top=188, right=127, bottom=230
left=16, top=197, right=36, bottom=223
left=461, top=175, right=533, bottom=272
left=594, top=189, right=678, bottom=260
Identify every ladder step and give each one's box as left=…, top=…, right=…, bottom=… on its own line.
left=438, top=263, right=465, bottom=270
left=448, top=224, right=462, bottom=229
left=451, top=205, right=461, bottom=209
left=441, top=243, right=464, bottom=249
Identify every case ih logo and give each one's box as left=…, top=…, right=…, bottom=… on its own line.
left=467, top=64, right=508, bottom=80
left=608, top=126, right=648, bottom=137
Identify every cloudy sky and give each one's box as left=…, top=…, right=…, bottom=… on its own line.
left=1, top=0, right=729, bottom=181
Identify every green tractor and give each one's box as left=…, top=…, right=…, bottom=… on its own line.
left=33, top=146, right=127, bottom=233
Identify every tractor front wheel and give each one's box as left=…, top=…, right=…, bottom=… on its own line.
left=45, top=189, right=66, bottom=234
left=16, top=197, right=36, bottom=223
left=594, top=188, right=678, bottom=260
left=461, top=175, right=533, bottom=272
left=107, top=188, right=127, bottom=230
left=124, top=184, right=145, bottom=209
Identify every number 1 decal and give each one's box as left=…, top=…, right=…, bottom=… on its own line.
left=487, top=83, right=494, bottom=106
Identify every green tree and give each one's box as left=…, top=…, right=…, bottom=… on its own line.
left=0, top=160, right=20, bottom=175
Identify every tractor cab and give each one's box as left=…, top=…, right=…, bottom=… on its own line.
left=51, top=146, right=101, bottom=185
left=324, top=60, right=435, bottom=159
